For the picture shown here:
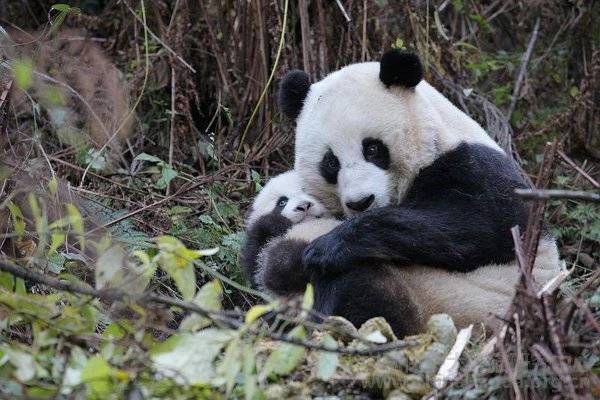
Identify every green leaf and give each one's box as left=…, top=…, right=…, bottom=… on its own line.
left=180, top=280, right=223, bottom=331
left=315, top=334, right=338, bottom=381
left=95, top=245, right=125, bottom=290
left=250, top=170, right=262, bottom=191
left=263, top=325, right=306, bottom=377
left=47, top=252, right=66, bottom=273
left=151, top=329, right=233, bottom=385
left=48, top=4, right=80, bottom=35
left=7, top=201, right=25, bottom=239
left=50, top=4, right=72, bottom=12
left=13, top=59, right=34, bottom=90
left=302, top=283, right=314, bottom=312
left=217, top=337, right=242, bottom=395
left=155, top=236, right=218, bottom=300
left=81, top=356, right=113, bottom=397
left=243, top=343, right=257, bottom=400
left=48, top=232, right=65, bottom=255
left=81, top=148, right=108, bottom=172
left=245, top=304, right=274, bottom=324
left=0, top=272, right=14, bottom=290
left=155, top=164, right=178, bottom=190
left=134, top=152, right=163, bottom=163
left=2, top=346, right=36, bottom=382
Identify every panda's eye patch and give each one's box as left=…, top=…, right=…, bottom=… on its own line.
left=275, top=196, right=288, bottom=209
left=319, top=149, right=340, bottom=184
left=362, top=138, right=390, bottom=170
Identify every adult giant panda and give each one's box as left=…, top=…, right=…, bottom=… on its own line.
left=263, top=50, right=561, bottom=331
left=243, top=171, right=559, bottom=334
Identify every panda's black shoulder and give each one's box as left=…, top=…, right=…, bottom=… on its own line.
left=403, top=142, right=528, bottom=207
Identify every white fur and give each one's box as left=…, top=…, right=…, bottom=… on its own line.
left=293, top=62, right=501, bottom=215
left=246, top=171, right=330, bottom=226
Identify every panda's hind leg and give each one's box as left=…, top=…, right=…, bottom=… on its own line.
left=313, top=266, right=424, bottom=338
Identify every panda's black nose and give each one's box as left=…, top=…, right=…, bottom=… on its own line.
left=295, top=201, right=312, bottom=212
left=346, top=194, right=375, bottom=212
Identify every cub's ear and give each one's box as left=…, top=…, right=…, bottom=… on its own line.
left=278, top=70, right=310, bottom=120
left=379, top=50, right=423, bottom=88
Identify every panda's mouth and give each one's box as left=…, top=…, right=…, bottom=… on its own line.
left=300, top=213, right=322, bottom=222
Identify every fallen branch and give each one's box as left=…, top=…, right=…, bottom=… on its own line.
left=434, top=324, right=473, bottom=389
left=515, top=189, right=600, bottom=203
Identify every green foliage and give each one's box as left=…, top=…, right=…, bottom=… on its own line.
left=168, top=187, right=246, bottom=285
left=315, top=334, right=339, bottom=381
left=49, top=4, right=81, bottom=36
left=262, top=325, right=307, bottom=377
left=13, top=59, right=34, bottom=90
left=134, top=153, right=179, bottom=190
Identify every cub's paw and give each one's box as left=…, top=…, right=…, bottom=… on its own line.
left=257, top=238, right=309, bottom=296
left=302, top=233, right=350, bottom=276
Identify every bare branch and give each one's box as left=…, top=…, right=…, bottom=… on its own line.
left=506, top=17, right=540, bottom=121
left=515, top=189, right=600, bottom=203
left=0, top=261, right=418, bottom=356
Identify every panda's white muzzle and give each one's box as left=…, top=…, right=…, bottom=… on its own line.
left=338, top=162, right=392, bottom=216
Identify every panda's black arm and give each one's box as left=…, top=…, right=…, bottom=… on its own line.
left=303, top=204, right=521, bottom=274
left=241, top=213, right=293, bottom=287
left=303, top=143, right=529, bottom=275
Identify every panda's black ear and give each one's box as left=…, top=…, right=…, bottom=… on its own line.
left=379, top=50, right=423, bottom=88
left=278, top=70, right=310, bottom=120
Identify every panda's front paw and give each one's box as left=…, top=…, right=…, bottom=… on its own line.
left=302, top=233, right=349, bottom=277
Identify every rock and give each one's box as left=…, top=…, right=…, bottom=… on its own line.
left=358, top=317, right=398, bottom=343
left=323, top=316, right=358, bottom=343
left=400, top=374, right=431, bottom=396
left=427, top=314, right=457, bottom=346
left=386, top=389, right=412, bottom=400
left=418, top=342, right=449, bottom=379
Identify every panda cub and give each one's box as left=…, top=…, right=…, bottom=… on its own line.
left=242, top=170, right=329, bottom=291
left=242, top=171, right=423, bottom=337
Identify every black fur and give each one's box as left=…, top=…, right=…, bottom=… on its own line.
left=253, top=234, right=422, bottom=337
left=278, top=70, right=311, bottom=120
left=313, top=266, right=423, bottom=338
left=319, top=149, right=341, bottom=185
left=241, top=213, right=293, bottom=287
left=258, top=238, right=311, bottom=296
left=379, top=50, right=423, bottom=88
left=362, top=138, right=390, bottom=170
left=303, top=142, right=529, bottom=276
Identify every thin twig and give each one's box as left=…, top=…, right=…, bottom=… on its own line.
left=506, top=17, right=540, bottom=121
left=523, top=141, right=558, bottom=273
left=119, top=0, right=196, bottom=73
left=515, top=189, right=600, bottom=203
left=495, top=326, right=523, bottom=400
left=558, top=149, right=600, bottom=189
left=541, top=294, right=579, bottom=398
left=335, top=0, right=351, bottom=23
left=167, top=67, right=176, bottom=196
